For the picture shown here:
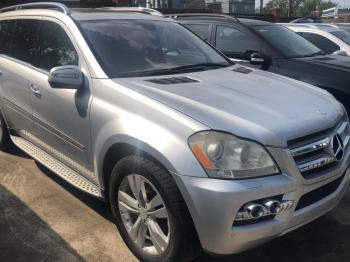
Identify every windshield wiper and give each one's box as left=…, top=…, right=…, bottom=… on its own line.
left=117, top=63, right=230, bottom=78
left=170, top=63, right=229, bottom=71
left=296, top=51, right=327, bottom=58
left=310, top=51, right=327, bottom=57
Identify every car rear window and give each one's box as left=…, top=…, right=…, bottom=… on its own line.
left=0, top=20, right=14, bottom=56
left=331, top=30, right=350, bottom=46
left=11, top=19, right=40, bottom=66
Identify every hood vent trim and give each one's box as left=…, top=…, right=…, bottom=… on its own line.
left=146, top=76, right=199, bottom=85
left=232, top=67, right=253, bottom=74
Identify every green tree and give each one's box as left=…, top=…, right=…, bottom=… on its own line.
left=264, top=0, right=288, bottom=16
left=297, top=0, right=337, bottom=16
left=264, top=0, right=304, bottom=16
left=264, top=0, right=336, bottom=17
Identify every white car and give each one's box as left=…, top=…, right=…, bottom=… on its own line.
left=338, top=23, right=350, bottom=33
left=281, top=23, right=350, bottom=56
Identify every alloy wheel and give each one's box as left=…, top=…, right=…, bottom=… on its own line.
left=118, top=174, right=170, bottom=255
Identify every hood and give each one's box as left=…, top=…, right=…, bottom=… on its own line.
left=296, top=55, right=350, bottom=71
left=114, top=65, right=344, bottom=148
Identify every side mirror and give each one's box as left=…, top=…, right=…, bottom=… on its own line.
left=48, top=65, right=84, bottom=89
left=250, top=52, right=265, bottom=65
left=250, top=52, right=271, bottom=70
left=332, top=50, right=348, bottom=56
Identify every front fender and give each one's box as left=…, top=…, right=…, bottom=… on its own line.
left=92, top=105, right=209, bottom=190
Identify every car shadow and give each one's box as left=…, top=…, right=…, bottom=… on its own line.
left=0, top=184, right=84, bottom=262
left=5, top=146, right=32, bottom=159
left=35, top=162, right=115, bottom=224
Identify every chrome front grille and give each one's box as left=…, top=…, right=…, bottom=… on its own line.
left=289, top=118, right=350, bottom=178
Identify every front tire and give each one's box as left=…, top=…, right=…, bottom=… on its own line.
left=109, top=155, right=201, bottom=262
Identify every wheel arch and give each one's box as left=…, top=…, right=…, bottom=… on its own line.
left=97, top=136, right=177, bottom=199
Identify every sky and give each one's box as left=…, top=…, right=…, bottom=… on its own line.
left=255, top=0, right=350, bottom=8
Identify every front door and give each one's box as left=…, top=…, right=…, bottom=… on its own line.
left=30, top=19, right=95, bottom=181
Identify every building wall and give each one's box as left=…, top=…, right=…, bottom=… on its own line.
left=229, top=0, right=255, bottom=14
left=205, top=0, right=254, bottom=14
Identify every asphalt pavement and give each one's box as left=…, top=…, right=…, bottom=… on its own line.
left=0, top=147, right=349, bottom=262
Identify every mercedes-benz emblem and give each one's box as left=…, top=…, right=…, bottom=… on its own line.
left=331, top=134, right=344, bottom=161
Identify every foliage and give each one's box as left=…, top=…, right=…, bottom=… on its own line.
left=297, top=0, right=337, bottom=16
left=264, top=0, right=337, bottom=16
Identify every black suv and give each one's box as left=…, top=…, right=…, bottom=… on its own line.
left=171, top=14, right=350, bottom=110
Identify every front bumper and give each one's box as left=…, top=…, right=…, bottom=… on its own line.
left=173, top=147, right=350, bottom=255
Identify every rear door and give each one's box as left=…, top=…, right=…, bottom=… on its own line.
left=0, top=19, right=39, bottom=136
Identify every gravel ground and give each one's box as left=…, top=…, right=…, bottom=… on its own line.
left=0, top=148, right=349, bottom=262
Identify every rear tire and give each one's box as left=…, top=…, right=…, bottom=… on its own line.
left=0, top=111, right=13, bottom=151
left=109, top=155, right=201, bottom=262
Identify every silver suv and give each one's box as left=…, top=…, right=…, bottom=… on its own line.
left=0, top=3, right=349, bottom=262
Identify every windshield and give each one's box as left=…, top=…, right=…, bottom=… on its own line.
left=331, top=30, right=350, bottom=46
left=79, top=19, right=231, bottom=78
left=253, top=25, right=321, bottom=58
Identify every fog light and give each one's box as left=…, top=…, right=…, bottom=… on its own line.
left=244, top=203, right=266, bottom=219
left=263, top=199, right=281, bottom=214
left=235, top=200, right=294, bottom=223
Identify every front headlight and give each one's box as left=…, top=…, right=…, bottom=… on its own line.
left=188, top=131, right=279, bottom=179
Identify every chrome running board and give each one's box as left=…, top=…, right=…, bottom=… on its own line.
left=11, top=135, right=102, bottom=198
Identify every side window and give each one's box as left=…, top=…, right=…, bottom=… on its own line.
left=298, top=32, right=340, bottom=54
left=0, top=20, right=14, bottom=55
left=11, top=19, right=40, bottom=66
left=215, top=25, right=260, bottom=59
left=185, top=24, right=210, bottom=41
left=38, top=21, right=78, bottom=71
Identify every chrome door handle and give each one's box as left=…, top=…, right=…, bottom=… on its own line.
left=30, top=84, right=41, bottom=97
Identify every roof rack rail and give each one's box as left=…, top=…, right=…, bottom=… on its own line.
left=0, top=2, right=71, bottom=15
left=166, top=13, right=238, bottom=22
left=98, top=7, right=163, bottom=16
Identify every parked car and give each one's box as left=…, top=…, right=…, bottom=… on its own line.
left=172, top=14, right=350, bottom=111
left=337, top=23, right=350, bottom=33
left=0, top=4, right=349, bottom=262
left=281, top=23, right=350, bottom=56
left=290, top=17, right=326, bottom=23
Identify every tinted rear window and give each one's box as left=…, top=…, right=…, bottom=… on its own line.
left=11, top=19, right=40, bottom=66
left=0, top=20, right=14, bottom=55
left=331, top=30, right=350, bottom=46
left=298, top=32, right=340, bottom=54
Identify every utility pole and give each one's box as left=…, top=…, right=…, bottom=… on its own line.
left=260, top=0, right=263, bottom=14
